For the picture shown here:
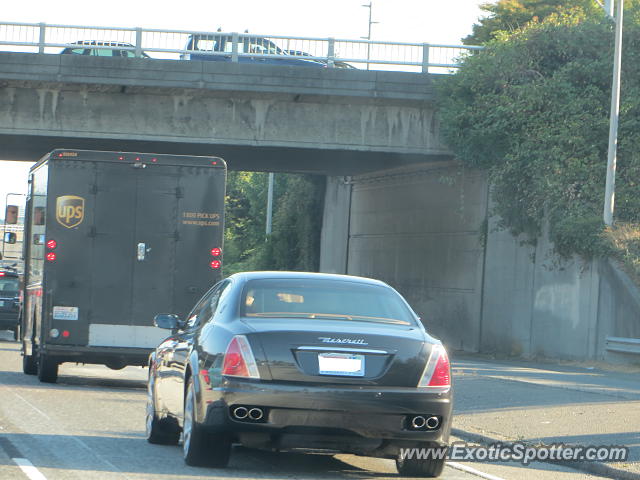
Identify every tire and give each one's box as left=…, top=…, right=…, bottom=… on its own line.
left=22, top=352, right=37, bottom=375
left=395, top=444, right=447, bottom=478
left=37, top=353, right=58, bottom=383
left=183, top=377, right=231, bottom=468
left=146, top=374, right=179, bottom=445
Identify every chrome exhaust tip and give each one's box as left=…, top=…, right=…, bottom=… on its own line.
left=426, top=416, right=440, bottom=429
left=233, top=406, right=249, bottom=419
left=248, top=407, right=264, bottom=420
left=411, top=415, right=426, bottom=429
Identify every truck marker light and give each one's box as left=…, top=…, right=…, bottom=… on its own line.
left=210, top=248, right=222, bottom=257
left=211, top=161, right=217, bottom=165
left=62, top=330, right=70, bottom=338
left=210, top=260, right=221, bottom=269
left=46, top=252, right=56, bottom=262
left=49, top=329, right=60, bottom=338
left=46, top=239, right=57, bottom=250
left=151, top=158, right=158, bottom=163
left=118, top=156, right=124, bottom=161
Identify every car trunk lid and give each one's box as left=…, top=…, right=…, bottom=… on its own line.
left=243, top=317, right=429, bottom=387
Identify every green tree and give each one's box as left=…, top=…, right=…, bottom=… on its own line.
left=224, top=172, right=325, bottom=274
left=438, top=11, right=640, bottom=259
left=464, top=0, right=601, bottom=44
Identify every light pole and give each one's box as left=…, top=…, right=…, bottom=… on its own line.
left=266, top=172, right=274, bottom=236
left=603, top=0, right=623, bottom=226
left=361, top=1, right=379, bottom=70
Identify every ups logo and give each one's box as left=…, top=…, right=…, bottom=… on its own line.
left=56, top=196, right=85, bottom=229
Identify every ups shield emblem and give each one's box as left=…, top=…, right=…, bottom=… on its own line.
left=56, top=196, right=85, bottom=229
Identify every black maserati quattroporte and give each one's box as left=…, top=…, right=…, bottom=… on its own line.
left=146, top=271, right=452, bottom=477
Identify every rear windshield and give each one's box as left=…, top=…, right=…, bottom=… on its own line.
left=0, top=276, right=19, bottom=296
left=241, top=279, right=416, bottom=325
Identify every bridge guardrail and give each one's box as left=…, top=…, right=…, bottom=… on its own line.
left=0, top=22, right=483, bottom=73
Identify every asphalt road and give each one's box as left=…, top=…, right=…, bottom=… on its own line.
left=0, top=333, right=608, bottom=480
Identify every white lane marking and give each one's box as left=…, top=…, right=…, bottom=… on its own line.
left=11, top=392, right=51, bottom=420
left=447, top=461, right=507, bottom=480
left=12, top=458, right=48, bottom=480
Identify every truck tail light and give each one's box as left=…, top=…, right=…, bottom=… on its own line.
left=46, top=252, right=57, bottom=262
left=210, top=260, right=221, bottom=269
left=222, top=335, right=260, bottom=379
left=46, top=239, right=57, bottom=250
left=210, top=247, right=222, bottom=257
left=418, top=344, right=451, bottom=393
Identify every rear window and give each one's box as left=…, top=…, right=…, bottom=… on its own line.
left=241, top=279, right=416, bottom=325
left=0, top=276, right=18, bottom=296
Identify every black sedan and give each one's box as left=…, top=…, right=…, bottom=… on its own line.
left=146, top=271, right=452, bottom=477
left=0, top=268, right=20, bottom=340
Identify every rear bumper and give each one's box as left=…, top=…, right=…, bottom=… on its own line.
left=39, top=344, right=151, bottom=367
left=199, top=377, right=452, bottom=457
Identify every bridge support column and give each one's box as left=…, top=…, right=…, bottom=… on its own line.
left=319, top=176, right=352, bottom=274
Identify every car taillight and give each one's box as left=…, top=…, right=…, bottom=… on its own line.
left=0, top=272, right=4, bottom=277
left=418, top=344, right=451, bottom=393
left=221, top=335, right=260, bottom=379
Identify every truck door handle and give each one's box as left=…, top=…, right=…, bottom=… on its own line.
left=137, top=243, right=146, bottom=261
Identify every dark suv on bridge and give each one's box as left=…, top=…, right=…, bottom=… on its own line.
left=0, top=267, right=20, bottom=340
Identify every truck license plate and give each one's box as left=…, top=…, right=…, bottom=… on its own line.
left=318, top=353, right=364, bottom=376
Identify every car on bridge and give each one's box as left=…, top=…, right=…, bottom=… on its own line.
left=60, top=40, right=150, bottom=58
left=146, top=271, right=452, bottom=478
left=0, top=266, right=20, bottom=341
left=182, top=34, right=326, bottom=68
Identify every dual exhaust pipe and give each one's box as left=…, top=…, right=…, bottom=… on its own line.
left=232, top=406, right=265, bottom=421
left=409, top=415, right=440, bottom=430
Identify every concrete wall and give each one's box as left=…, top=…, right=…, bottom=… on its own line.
left=321, top=163, right=489, bottom=351
left=320, top=164, right=640, bottom=363
left=481, top=215, right=640, bottom=362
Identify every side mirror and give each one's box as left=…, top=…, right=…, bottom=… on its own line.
left=154, top=313, right=180, bottom=330
left=3, top=232, right=16, bottom=244
left=5, top=205, right=18, bottom=225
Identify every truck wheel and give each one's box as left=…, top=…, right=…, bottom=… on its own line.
left=395, top=444, right=447, bottom=478
left=146, top=375, right=179, bottom=445
left=37, top=354, right=59, bottom=383
left=22, top=353, right=37, bottom=375
left=183, top=377, right=230, bottom=467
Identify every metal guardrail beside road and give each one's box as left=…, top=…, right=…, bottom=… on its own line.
left=0, top=22, right=482, bottom=73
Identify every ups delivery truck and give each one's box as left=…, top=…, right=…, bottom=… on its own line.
left=21, top=150, right=226, bottom=383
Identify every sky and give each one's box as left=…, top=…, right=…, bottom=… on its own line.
left=0, top=0, right=494, bottom=215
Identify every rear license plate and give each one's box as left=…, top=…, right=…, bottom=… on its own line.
left=318, top=353, right=364, bottom=377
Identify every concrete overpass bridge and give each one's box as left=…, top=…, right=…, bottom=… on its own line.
left=2, top=51, right=636, bottom=363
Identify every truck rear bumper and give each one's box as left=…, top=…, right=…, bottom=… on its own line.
left=40, top=344, right=151, bottom=368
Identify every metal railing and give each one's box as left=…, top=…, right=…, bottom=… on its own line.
left=0, top=22, right=482, bottom=73
left=606, top=336, right=640, bottom=355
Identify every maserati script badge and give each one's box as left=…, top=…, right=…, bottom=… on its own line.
left=318, top=337, right=368, bottom=345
